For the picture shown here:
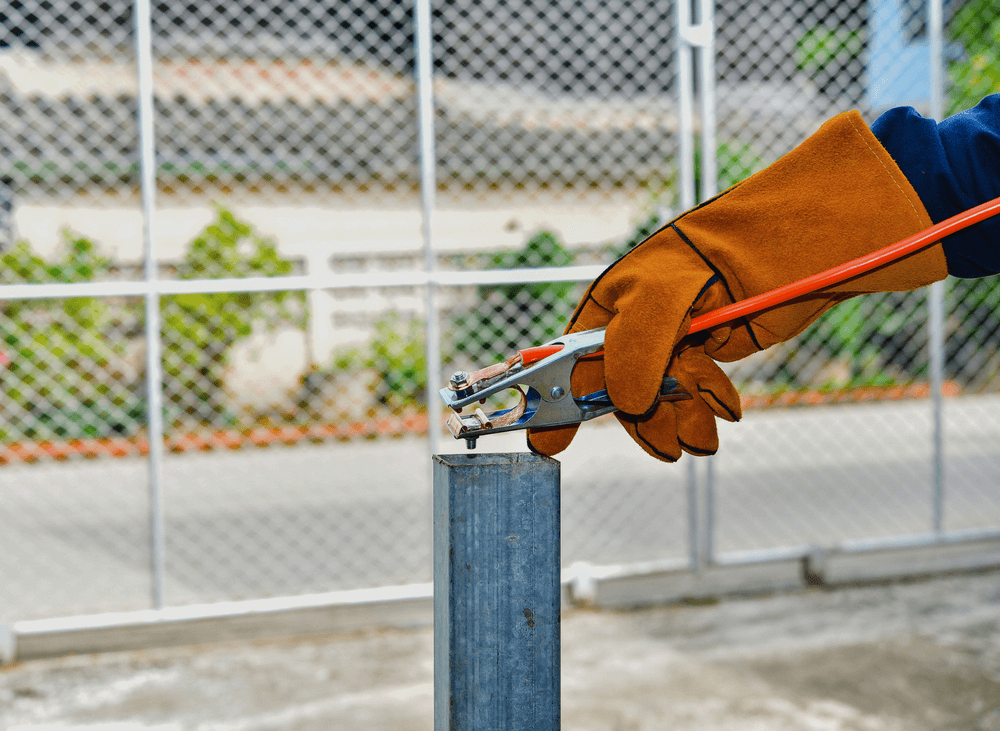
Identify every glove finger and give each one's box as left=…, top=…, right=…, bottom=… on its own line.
left=674, top=400, right=720, bottom=456
left=670, top=348, right=741, bottom=457
left=671, top=348, right=742, bottom=424
left=615, top=406, right=682, bottom=463
left=603, top=305, right=691, bottom=416
left=601, top=269, right=722, bottom=416
left=525, top=355, right=605, bottom=456
left=570, top=233, right=724, bottom=417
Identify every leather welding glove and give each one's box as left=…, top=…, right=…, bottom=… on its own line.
left=527, top=110, right=949, bottom=462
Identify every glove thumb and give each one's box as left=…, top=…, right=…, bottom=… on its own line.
left=525, top=350, right=605, bottom=457
left=527, top=422, right=580, bottom=456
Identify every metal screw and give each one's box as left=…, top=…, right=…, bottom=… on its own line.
left=450, top=371, right=470, bottom=390
left=550, top=386, right=565, bottom=400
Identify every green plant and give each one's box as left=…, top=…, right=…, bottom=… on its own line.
left=449, top=231, right=579, bottom=364
left=947, top=1, right=1000, bottom=115
left=943, top=276, right=1000, bottom=386
left=703, top=140, right=763, bottom=196
left=795, top=27, right=863, bottom=73
left=366, top=313, right=427, bottom=411
left=795, top=25, right=865, bottom=99
left=0, top=233, right=144, bottom=440
left=160, top=206, right=305, bottom=425
left=770, top=291, right=927, bottom=391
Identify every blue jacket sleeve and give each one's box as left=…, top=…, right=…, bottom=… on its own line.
left=871, top=94, right=1000, bottom=279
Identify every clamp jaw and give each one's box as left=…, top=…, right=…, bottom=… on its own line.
left=439, top=328, right=690, bottom=449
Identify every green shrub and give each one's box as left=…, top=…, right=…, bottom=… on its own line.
left=795, top=25, right=864, bottom=98
left=781, top=292, right=927, bottom=390
left=947, top=0, right=1000, bottom=115
left=944, top=276, right=1000, bottom=386
left=704, top=139, right=764, bottom=195
left=449, top=230, right=579, bottom=363
left=0, top=233, right=144, bottom=440
left=607, top=213, right=664, bottom=260
left=366, top=313, right=427, bottom=411
left=160, top=206, right=305, bottom=425
left=795, top=27, right=863, bottom=74
left=0, top=208, right=305, bottom=442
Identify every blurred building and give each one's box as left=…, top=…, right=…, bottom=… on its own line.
left=0, top=0, right=963, bottom=263
left=0, top=0, right=896, bottom=203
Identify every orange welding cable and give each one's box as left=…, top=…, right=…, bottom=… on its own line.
left=687, top=194, right=1000, bottom=335
left=583, top=196, right=1000, bottom=361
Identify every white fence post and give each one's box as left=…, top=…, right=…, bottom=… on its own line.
left=928, top=0, right=946, bottom=534
left=414, top=0, right=442, bottom=457
left=678, top=0, right=718, bottom=569
left=132, top=0, right=167, bottom=610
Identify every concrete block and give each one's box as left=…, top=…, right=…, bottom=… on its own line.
left=591, top=558, right=806, bottom=609
left=0, top=622, right=15, bottom=665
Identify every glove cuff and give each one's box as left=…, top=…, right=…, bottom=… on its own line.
left=677, top=110, right=948, bottom=356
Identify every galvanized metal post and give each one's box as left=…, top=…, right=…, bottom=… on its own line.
left=433, top=453, right=561, bottom=731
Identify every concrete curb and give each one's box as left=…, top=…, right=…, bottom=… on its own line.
left=0, top=623, right=15, bottom=666
left=578, top=534, right=1000, bottom=609
left=13, top=584, right=432, bottom=662
left=9, top=535, right=1000, bottom=663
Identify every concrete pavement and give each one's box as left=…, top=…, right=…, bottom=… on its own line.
left=2, top=568, right=1000, bottom=730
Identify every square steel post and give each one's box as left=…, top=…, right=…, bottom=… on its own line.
left=433, top=453, right=561, bottom=731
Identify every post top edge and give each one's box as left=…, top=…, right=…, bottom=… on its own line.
left=432, top=452, right=560, bottom=467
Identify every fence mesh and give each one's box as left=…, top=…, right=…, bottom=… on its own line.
left=0, top=295, right=151, bottom=622
left=1, top=0, right=999, bottom=623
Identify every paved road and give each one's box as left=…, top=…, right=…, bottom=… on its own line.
left=2, top=396, right=1000, bottom=623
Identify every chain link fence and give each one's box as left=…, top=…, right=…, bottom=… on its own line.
left=1, top=0, right=999, bottom=624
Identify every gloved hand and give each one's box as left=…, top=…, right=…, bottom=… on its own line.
left=527, top=110, right=949, bottom=462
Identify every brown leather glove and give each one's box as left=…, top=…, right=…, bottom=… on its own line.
left=528, top=110, right=948, bottom=462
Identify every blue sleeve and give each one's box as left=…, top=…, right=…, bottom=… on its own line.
left=871, top=94, right=1000, bottom=279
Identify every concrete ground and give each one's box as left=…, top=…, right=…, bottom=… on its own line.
left=2, top=569, right=1000, bottom=731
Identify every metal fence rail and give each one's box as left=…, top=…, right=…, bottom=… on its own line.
left=1, top=0, right=999, bottom=627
